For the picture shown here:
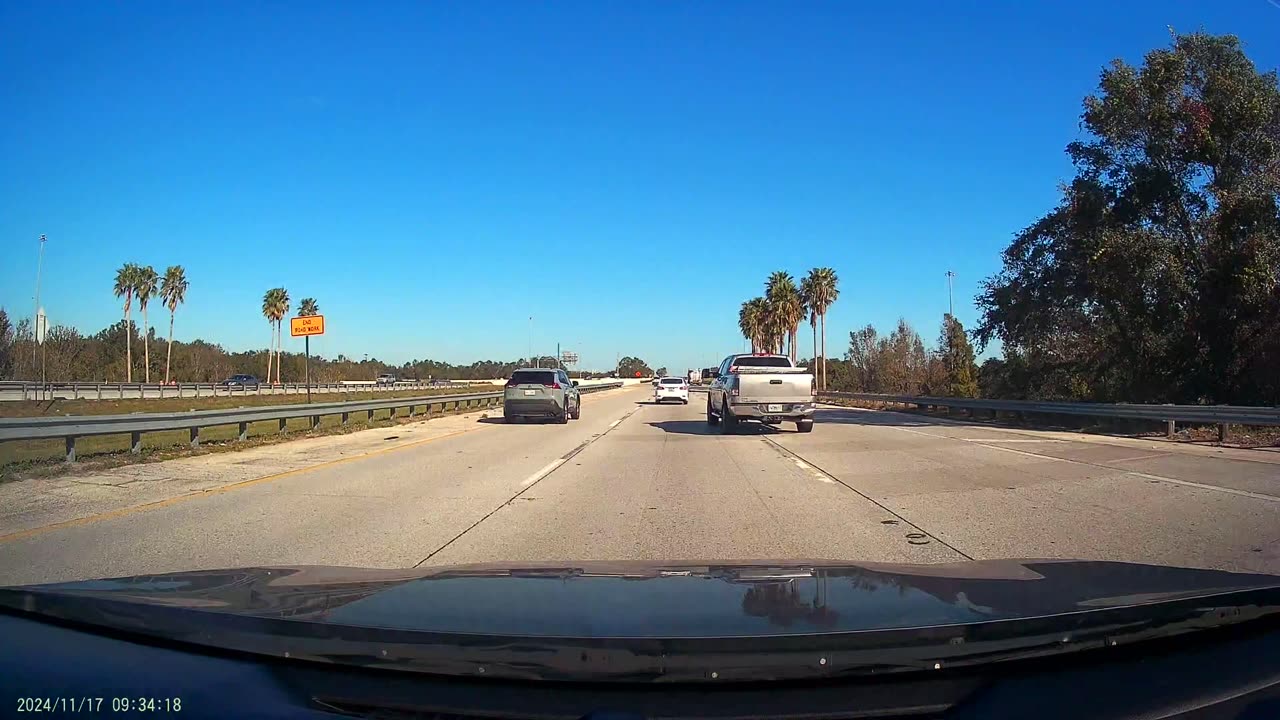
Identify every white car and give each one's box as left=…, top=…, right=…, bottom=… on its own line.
left=654, top=377, right=689, bottom=404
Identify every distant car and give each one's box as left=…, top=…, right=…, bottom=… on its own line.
left=503, top=368, right=580, bottom=424
left=429, top=379, right=452, bottom=387
left=375, top=373, right=398, bottom=385
left=654, top=377, right=689, bottom=404
left=219, top=374, right=259, bottom=386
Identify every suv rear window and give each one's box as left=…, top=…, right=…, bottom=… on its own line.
left=660, top=378, right=685, bottom=385
left=509, top=370, right=556, bottom=385
left=732, top=356, right=792, bottom=368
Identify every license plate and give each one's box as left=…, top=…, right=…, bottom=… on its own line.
left=766, top=404, right=783, bottom=412
left=523, top=389, right=536, bottom=396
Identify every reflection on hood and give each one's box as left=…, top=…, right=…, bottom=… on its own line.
left=7, top=559, right=1279, bottom=638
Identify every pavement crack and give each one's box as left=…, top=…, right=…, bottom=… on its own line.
left=759, top=436, right=975, bottom=561
left=411, top=405, right=637, bottom=567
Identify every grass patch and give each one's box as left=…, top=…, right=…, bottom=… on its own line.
left=0, top=391, right=503, bottom=479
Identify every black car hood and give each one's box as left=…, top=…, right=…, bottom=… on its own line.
left=3, top=559, right=1279, bottom=681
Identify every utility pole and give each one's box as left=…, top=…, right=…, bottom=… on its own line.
left=33, top=235, right=46, bottom=368
left=945, top=270, right=956, bottom=317
left=528, top=316, right=535, bottom=367
left=556, top=341, right=561, bottom=370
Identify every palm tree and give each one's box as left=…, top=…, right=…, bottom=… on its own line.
left=298, top=297, right=319, bottom=316
left=800, top=271, right=818, bottom=373
left=275, top=288, right=290, bottom=382
left=160, top=266, right=188, bottom=384
left=739, top=298, right=763, bottom=352
left=113, top=263, right=140, bottom=381
left=806, top=267, right=840, bottom=389
left=135, top=265, right=159, bottom=382
left=766, top=271, right=803, bottom=362
left=262, top=288, right=280, bottom=383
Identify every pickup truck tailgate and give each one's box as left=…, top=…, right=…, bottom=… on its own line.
left=734, top=367, right=812, bottom=403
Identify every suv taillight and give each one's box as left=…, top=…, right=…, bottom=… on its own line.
left=545, top=381, right=561, bottom=390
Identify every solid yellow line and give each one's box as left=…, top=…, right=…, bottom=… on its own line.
left=0, top=426, right=486, bottom=544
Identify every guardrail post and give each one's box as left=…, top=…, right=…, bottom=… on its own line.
left=194, top=383, right=200, bottom=398
left=389, top=406, right=397, bottom=420
left=65, top=436, right=76, bottom=463
left=120, top=384, right=125, bottom=399
left=367, top=409, right=374, bottom=423
left=279, top=418, right=288, bottom=435
left=131, top=431, right=142, bottom=454
left=21, top=383, right=27, bottom=401
left=1219, top=423, right=1229, bottom=443
left=238, top=422, right=248, bottom=441
left=408, top=404, right=416, bottom=418
left=1166, top=420, right=1175, bottom=439
left=97, top=383, right=102, bottom=400
left=341, top=412, right=349, bottom=426
left=310, top=415, right=320, bottom=430
left=158, top=383, right=164, bottom=399
left=190, top=427, right=200, bottom=449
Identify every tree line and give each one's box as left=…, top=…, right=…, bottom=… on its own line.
left=811, top=314, right=978, bottom=397
left=975, top=32, right=1280, bottom=405
left=736, top=268, right=840, bottom=388
left=808, top=32, right=1279, bottom=407
left=0, top=309, right=641, bottom=384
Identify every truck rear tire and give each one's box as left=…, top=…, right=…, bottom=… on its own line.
left=720, top=400, right=738, bottom=434
left=796, top=419, right=814, bottom=433
left=706, top=397, right=720, bottom=426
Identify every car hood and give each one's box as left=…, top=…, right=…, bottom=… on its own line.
left=3, top=559, right=1279, bottom=681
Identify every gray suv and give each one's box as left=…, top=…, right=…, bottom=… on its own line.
left=503, top=368, right=581, bottom=424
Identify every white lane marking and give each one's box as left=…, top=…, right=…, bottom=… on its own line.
left=1108, top=453, right=1171, bottom=464
left=521, top=459, right=565, bottom=487
left=1126, top=472, right=1280, bottom=503
left=794, top=459, right=810, bottom=470
left=958, top=438, right=1064, bottom=443
left=884, top=425, right=1280, bottom=503
left=609, top=419, right=622, bottom=429
left=813, top=473, right=835, bottom=484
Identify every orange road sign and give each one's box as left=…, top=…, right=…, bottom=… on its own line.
left=290, top=315, right=325, bottom=337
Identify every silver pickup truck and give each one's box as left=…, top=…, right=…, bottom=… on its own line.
left=705, top=353, right=815, bottom=433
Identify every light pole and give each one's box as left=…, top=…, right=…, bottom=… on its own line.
left=945, top=270, right=956, bottom=317
left=32, top=234, right=46, bottom=368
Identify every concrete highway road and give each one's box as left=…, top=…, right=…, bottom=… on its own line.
left=1, top=383, right=1278, bottom=586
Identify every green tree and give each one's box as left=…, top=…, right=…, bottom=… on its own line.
left=739, top=298, right=767, bottom=352
left=617, top=356, right=653, bottom=378
left=937, top=314, right=979, bottom=397
left=977, top=32, right=1280, bottom=405
left=0, top=308, right=12, bottom=379
left=135, top=265, right=159, bottom=382
left=298, top=297, right=319, bottom=316
left=766, top=271, right=803, bottom=361
left=159, top=265, right=188, bottom=384
left=113, top=263, right=140, bottom=381
left=803, top=268, right=839, bottom=389
left=261, top=288, right=290, bottom=383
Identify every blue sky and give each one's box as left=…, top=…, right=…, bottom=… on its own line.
left=3, top=2, right=1278, bottom=373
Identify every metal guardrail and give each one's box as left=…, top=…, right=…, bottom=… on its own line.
left=0, top=382, right=624, bottom=462
left=817, top=391, right=1280, bottom=441
left=0, top=379, right=485, bottom=402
